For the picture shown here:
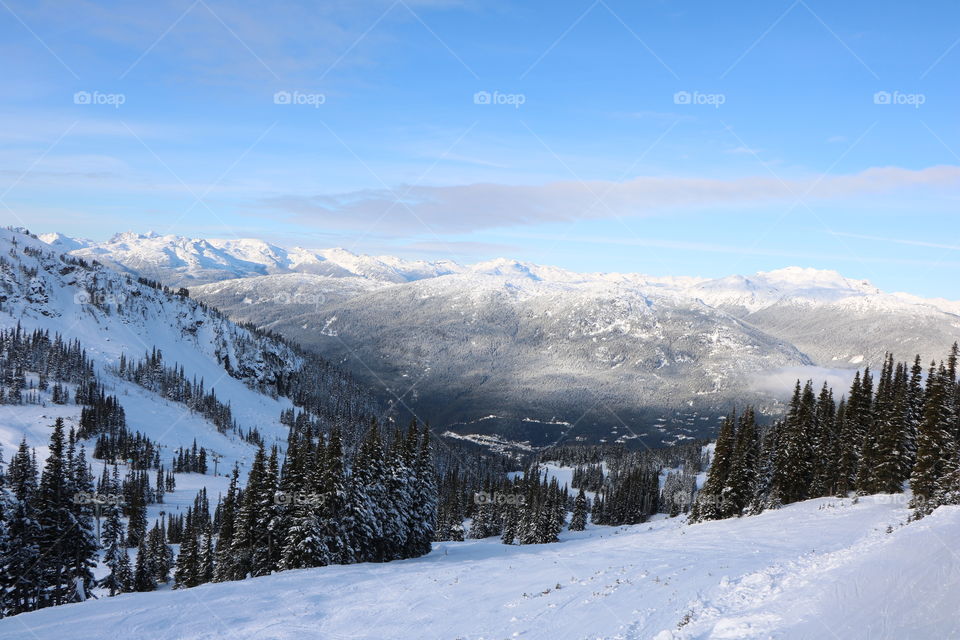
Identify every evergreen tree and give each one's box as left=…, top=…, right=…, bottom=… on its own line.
left=809, top=384, right=836, bottom=497
left=911, top=363, right=957, bottom=510
left=174, top=511, right=199, bottom=589
left=835, top=373, right=865, bottom=495
left=691, top=411, right=737, bottom=521
left=726, top=407, right=760, bottom=514
left=99, top=504, right=126, bottom=596
left=36, top=418, right=76, bottom=607
left=230, top=446, right=275, bottom=579
left=320, top=429, right=351, bottom=563
left=770, top=381, right=816, bottom=505
left=147, top=521, right=172, bottom=584
left=569, top=487, right=588, bottom=531
left=133, top=539, right=155, bottom=592
left=213, top=465, right=240, bottom=582
left=66, top=445, right=97, bottom=600
left=409, top=426, right=437, bottom=556
left=1, top=440, right=41, bottom=614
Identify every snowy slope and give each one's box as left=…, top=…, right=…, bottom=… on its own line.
left=0, top=228, right=375, bottom=491
left=3, top=495, right=956, bottom=640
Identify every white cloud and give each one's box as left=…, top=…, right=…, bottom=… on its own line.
left=749, top=366, right=861, bottom=399
left=264, top=165, right=960, bottom=233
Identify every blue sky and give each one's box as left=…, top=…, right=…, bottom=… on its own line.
left=1, top=0, right=958, bottom=296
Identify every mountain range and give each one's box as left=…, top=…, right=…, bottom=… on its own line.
left=39, top=231, right=960, bottom=448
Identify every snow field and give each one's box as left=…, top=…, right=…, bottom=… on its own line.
left=3, top=495, right=956, bottom=640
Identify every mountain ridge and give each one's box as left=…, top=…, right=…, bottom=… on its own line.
left=38, top=230, right=960, bottom=448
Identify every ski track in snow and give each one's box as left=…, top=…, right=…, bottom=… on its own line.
left=3, top=497, right=957, bottom=640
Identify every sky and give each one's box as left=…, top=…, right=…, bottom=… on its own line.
left=1, top=0, right=958, bottom=297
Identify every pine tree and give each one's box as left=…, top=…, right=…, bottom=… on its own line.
left=408, top=426, right=437, bottom=556
left=872, top=360, right=909, bottom=493
left=346, top=424, right=385, bottom=561
left=213, top=465, right=240, bottom=582
left=251, top=447, right=281, bottom=575
left=857, top=357, right=893, bottom=494
left=36, top=418, right=76, bottom=607
left=726, top=406, right=760, bottom=514
left=569, top=487, right=588, bottom=531
left=904, top=355, right=925, bottom=473
left=66, top=445, right=97, bottom=601
left=770, top=381, right=816, bottom=505
left=198, top=526, right=215, bottom=585
left=809, top=384, right=836, bottom=497
left=1, top=440, right=41, bottom=614
left=911, top=363, right=957, bottom=512
left=174, top=511, right=199, bottom=589
left=147, top=521, right=172, bottom=584
left=500, top=502, right=518, bottom=545
left=320, top=429, right=350, bottom=563
left=100, top=504, right=126, bottom=596
left=691, top=411, right=737, bottom=521
left=125, top=482, right=147, bottom=548
left=835, top=372, right=866, bottom=495
left=113, top=551, right=133, bottom=594
left=133, top=539, right=155, bottom=592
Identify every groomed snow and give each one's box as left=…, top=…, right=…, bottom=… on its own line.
left=3, top=496, right=957, bottom=640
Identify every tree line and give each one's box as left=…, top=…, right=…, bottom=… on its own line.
left=692, top=344, right=960, bottom=522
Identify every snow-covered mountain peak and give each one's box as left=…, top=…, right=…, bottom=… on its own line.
left=469, top=257, right=542, bottom=279
left=38, top=231, right=93, bottom=251
left=687, top=266, right=885, bottom=312
left=107, top=229, right=161, bottom=244
left=757, top=266, right=878, bottom=294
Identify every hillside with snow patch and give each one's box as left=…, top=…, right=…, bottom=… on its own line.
left=0, top=227, right=378, bottom=504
